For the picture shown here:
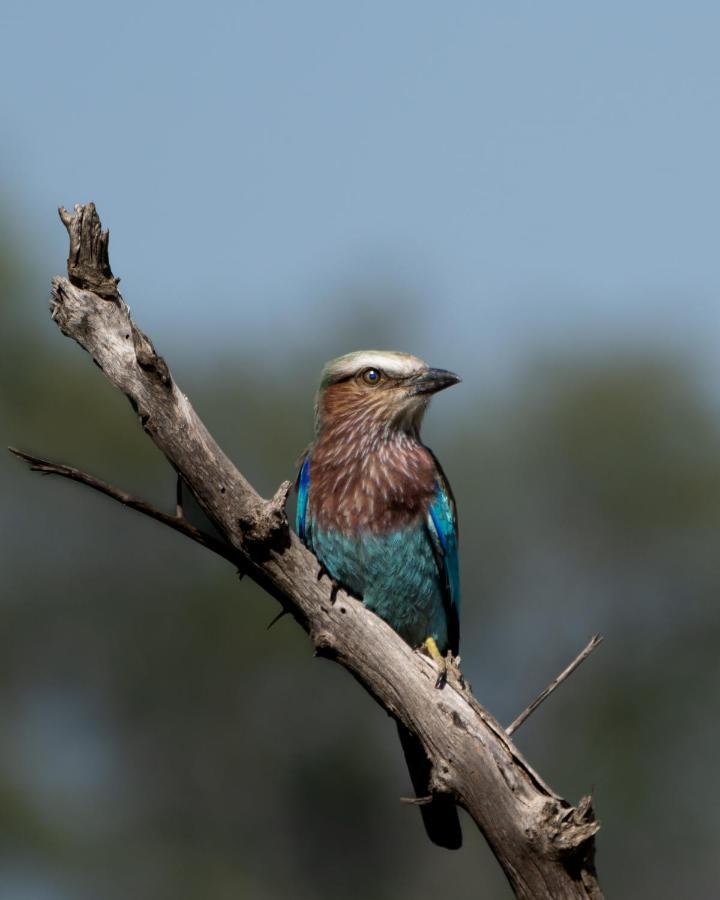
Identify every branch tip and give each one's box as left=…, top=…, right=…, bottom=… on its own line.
left=59, top=201, right=120, bottom=301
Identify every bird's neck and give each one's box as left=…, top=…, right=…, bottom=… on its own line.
left=314, top=382, right=429, bottom=444
left=315, top=413, right=420, bottom=468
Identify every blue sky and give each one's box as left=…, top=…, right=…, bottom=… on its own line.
left=3, top=2, right=720, bottom=382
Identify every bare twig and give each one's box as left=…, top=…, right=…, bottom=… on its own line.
left=506, top=634, right=603, bottom=737
left=266, top=608, right=290, bottom=630
left=8, top=447, right=242, bottom=567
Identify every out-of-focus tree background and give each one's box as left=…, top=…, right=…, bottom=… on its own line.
left=2, top=3, right=720, bottom=898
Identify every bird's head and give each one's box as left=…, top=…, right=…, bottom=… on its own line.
left=314, top=350, right=461, bottom=436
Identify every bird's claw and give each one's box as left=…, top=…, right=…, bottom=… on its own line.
left=317, top=563, right=341, bottom=604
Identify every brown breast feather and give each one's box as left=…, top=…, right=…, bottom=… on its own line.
left=309, top=426, right=437, bottom=533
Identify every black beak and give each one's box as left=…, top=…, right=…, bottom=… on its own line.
left=407, top=368, right=462, bottom=396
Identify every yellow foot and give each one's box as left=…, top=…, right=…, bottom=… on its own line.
left=423, top=637, right=448, bottom=689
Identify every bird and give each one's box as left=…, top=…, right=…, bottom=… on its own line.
left=295, top=350, right=462, bottom=849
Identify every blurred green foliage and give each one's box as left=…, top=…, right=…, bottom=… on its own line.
left=2, top=212, right=719, bottom=899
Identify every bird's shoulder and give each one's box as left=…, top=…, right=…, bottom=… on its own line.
left=425, top=446, right=458, bottom=539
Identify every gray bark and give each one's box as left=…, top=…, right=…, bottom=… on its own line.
left=19, top=203, right=603, bottom=899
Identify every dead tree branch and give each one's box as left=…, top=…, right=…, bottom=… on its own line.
left=11, top=202, right=603, bottom=899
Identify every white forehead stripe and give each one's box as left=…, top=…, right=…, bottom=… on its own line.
left=323, top=350, right=427, bottom=383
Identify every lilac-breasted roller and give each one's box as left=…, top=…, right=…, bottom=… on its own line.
left=296, top=350, right=462, bottom=849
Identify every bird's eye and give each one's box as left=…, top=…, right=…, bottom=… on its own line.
left=362, top=368, right=383, bottom=386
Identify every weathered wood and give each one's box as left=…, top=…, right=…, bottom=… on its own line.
left=18, top=203, right=603, bottom=898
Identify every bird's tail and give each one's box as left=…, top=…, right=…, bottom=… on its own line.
left=396, top=722, right=462, bottom=850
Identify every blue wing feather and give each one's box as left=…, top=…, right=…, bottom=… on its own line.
left=426, top=456, right=460, bottom=655
left=296, top=453, right=312, bottom=546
